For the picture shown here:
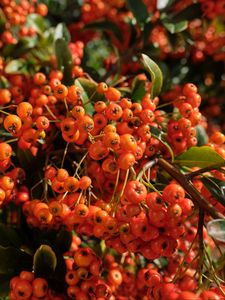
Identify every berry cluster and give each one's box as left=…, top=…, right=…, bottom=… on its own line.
left=0, top=1, right=48, bottom=47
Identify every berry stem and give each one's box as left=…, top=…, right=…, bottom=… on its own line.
left=185, top=162, right=225, bottom=180
left=158, top=158, right=225, bottom=219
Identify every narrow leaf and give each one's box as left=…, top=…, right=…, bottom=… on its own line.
left=196, top=125, right=208, bottom=146
left=131, top=77, right=146, bottom=102
left=26, top=14, right=46, bottom=34
left=202, top=177, right=225, bottom=207
left=54, top=23, right=71, bottom=43
left=141, top=54, right=163, bottom=98
left=75, top=78, right=97, bottom=115
left=126, top=0, right=149, bottom=27
left=175, top=146, right=225, bottom=168
left=33, top=245, right=57, bottom=278
left=5, top=59, right=27, bottom=74
left=55, top=38, right=73, bottom=85
left=207, top=219, right=225, bottom=242
left=163, top=20, right=188, bottom=34
left=84, top=21, right=123, bottom=41
left=150, top=126, right=174, bottom=161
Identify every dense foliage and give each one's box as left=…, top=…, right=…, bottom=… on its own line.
left=0, top=0, right=225, bottom=299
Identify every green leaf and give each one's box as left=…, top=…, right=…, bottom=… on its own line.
left=55, top=230, right=72, bottom=253
left=55, top=38, right=73, bottom=85
left=163, top=20, right=188, bottom=34
left=131, top=77, right=146, bottom=102
left=17, top=149, right=36, bottom=171
left=141, top=54, right=163, bottom=98
left=157, top=0, right=176, bottom=10
left=54, top=23, right=71, bottom=43
left=84, top=21, right=123, bottom=42
left=126, top=0, right=149, bottom=27
left=196, top=125, right=208, bottom=146
left=75, top=78, right=97, bottom=115
left=207, top=219, right=225, bottom=242
left=201, top=177, right=225, bottom=208
left=150, top=126, right=174, bottom=161
left=175, top=146, right=225, bottom=168
left=0, top=246, right=32, bottom=274
left=0, top=76, right=9, bottom=89
left=0, top=8, right=6, bottom=33
left=4, top=59, right=27, bottom=74
left=26, top=14, right=46, bottom=34
left=172, top=3, right=202, bottom=22
left=33, top=245, right=57, bottom=278
left=0, top=224, right=22, bottom=248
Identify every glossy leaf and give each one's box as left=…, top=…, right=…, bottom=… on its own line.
left=126, top=0, right=149, bottom=27
left=202, top=177, right=225, bottom=207
left=150, top=126, right=174, bottom=161
left=26, top=14, right=46, bottom=34
left=0, top=246, right=32, bottom=274
left=172, top=3, right=202, bottom=22
left=196, top=125, right=208, bottom=146
left=55, top=38, right=73, bottom=85
left=84, top=21, right=123, bottom=41
left=54, top=22, right=71, bottom=43
left=5, top=59, right=27, bottom=74
left=207, top=219, right=225, bottom=242
left=175, top=146, right=225, bottom=167
left=141, top=54, right=163, bottom=98
left=75, top=78, right=97, bottom=115
left=157, top=0, right=176, bottom=10
left=163, top=20, right=188, bottom=34
left=33, top=245, right=57, bottom=278
left=131, top=77, right=146, bottom=102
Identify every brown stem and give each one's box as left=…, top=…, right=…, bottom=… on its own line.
left=185, top=162, right=225, bottom=180
left=158, top=158, right=225, bottom=220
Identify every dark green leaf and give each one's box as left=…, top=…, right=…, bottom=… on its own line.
left=0, top=246, right=32, bottom=274
left=172, top=3, right=202, bottom=22
left=0, top=8, right=6, bottom=33
left=0, top=224, right=22, bottom=248
left=75, top=78, right=97, bottom=115
left=131, top=77, right=146, bottom=102
left=141, top=54, right=163, bottom=98
left=17, top=149, right=36, bottom=171
left=55, top=230, right=72, bottom=253
left=196, top=125, right=208, bottom=146
left=5, top=59, right=27, bottom=74
left=84, top=21, right=123, bottom=42
left=55, top=38, right=73, bottom=85
left=54, top=23, right=71, bottom=43
left=26, top=14, right=46, bottom=34
left=33, top=245, right=57, bottom=278
left=0, top=76, right=9, bottom=89
left=202, top=177, right=225, bottom=208
left=150, top=126, right=174, bottom=161
left=126, top=0, right=149, bottom=27
left=207, top=219, right=225, bottom=242
left=163, top=20, right=188, bottom=34
left=175, top=146, right=225, bottom=168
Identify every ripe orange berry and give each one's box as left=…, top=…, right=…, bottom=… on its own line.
left=104, top=87, right=121, bottom=101
left=4, top=114, right=22, bottom=134
left=0, top=142, right=12, bottom=160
